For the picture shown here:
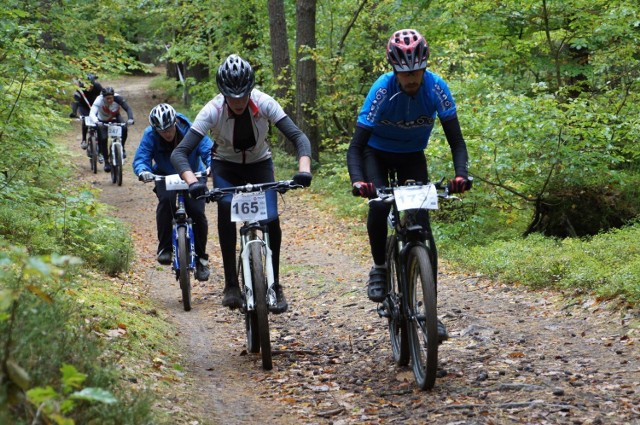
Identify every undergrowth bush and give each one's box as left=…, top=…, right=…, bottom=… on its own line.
left=0, top=245, right=154, bottom=424
left=0, top=185, right=132, bottom=276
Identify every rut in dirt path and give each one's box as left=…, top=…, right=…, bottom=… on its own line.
left=68, top=72, right=639, bottom=425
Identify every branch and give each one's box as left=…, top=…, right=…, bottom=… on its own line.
left=336, top=0, right=369, bottom=57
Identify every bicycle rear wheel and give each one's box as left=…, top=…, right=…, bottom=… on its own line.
left=177, top=226, right=192, bottom=311
left=385, top=235, right=409, bottom=366
left=407, top=245, right=438, bottom=390
left=249, top=240, right=272, bottom=370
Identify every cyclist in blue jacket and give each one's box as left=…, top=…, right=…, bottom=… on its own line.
left=347, top=29, right=471, bottom=342
left=133, top=103, right=213, bottom=281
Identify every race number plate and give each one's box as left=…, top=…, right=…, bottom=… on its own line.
left=231, top=191, right=268, bottom=222
left=393, top=184, right=438, bottom=211
left=165, top=174, right=189, bottom=191
left=108, top=125, right=122, bottom=138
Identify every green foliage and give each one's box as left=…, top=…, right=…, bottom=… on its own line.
left=0, top=184, right=133, bottom=276
left=26, top=364, right=117, bottom=424
left=449, top=224, right=640, bottom=304
left=0, top=246, right=154, bottom=424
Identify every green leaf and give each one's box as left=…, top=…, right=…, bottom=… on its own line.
left=60, top=363, right=87, bottom=394
left=70, top=387, right=118, bottom=404
left=26, top=385, right=58, bottom=405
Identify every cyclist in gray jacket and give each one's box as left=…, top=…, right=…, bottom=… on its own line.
left=89, top=86, right=134, bottom=172
left=171, top=54, right=312, bottom=313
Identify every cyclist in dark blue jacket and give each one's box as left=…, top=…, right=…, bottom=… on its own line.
left=69, top=73, right=103, bottom=150
left=347, top=29, right=471, bottom=342
left=133, top=103, right=213, bottom=281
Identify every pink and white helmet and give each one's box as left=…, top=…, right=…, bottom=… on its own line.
left=386, top=29, right=430, bottom=72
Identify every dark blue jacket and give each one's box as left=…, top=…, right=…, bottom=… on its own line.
left=133, top=113, right=212, bottom=176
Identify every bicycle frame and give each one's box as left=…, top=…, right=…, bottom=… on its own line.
left=381, top=185, right=432, bottom=320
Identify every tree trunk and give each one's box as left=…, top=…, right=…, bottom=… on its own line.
left=295, top=0, right=319, bottom=162
left=267, top=0, right=294, bottom=152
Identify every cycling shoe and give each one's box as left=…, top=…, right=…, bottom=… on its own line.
left=222, top=285, right=242, bottom=309
left=367, top=266, right=387, bottom=302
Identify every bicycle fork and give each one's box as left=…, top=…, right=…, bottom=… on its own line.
left=240, top=227, right=275, bottom=311
left=171, top=198, right=196, bottom=277
left=110, top=139, right=122, bottom=166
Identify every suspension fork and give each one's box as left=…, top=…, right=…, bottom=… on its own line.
left=240, top=224, right=275, bottom=310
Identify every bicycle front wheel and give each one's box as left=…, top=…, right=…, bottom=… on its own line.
left=177, top=226, right=192, bottom=311
left=249, top=241, right=272, bottom=370
left=407, top=245, right=438, bottom=390
left=89, top=137, right=97, bottom=174
left=115, top=147, right=123, bottom=186
left=386, top=235, right=409, bottom=366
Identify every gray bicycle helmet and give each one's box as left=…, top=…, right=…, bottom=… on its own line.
left=149, top=103, right=177, bottom=131
left=386, top=29, right=429, bottom=72
left=216, top=54, right=255, bottom=98
left=87, top=73, right=98, bottom=84
left=101, top=86, right=115, bottom=96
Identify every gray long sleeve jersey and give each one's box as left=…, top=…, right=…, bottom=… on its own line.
left=171, top=89, right=311, bottom=174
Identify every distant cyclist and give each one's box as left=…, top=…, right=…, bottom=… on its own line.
left=69, top=73, right=103, bottom=150
left=89, top=86, right=135, bottom=172
left=171, top=54, right=312, bottom=313
left=346, top=29, right=471, bottom=342
left=133, top=103, right=213, bottom=281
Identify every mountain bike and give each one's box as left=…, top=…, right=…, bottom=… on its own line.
left=140, top=171, right=206, bottom=311
left=375, top=174, right=472, bottom=390
left=80, top=115, right=99, bottom=174
left=98, top=121, right=129, bottom=186
left=205, top=180, right=303, bottom=370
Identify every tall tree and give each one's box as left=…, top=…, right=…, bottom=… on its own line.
left=295, top=0, right=319, bottom=161
left=267, top=0, right=294, bottom=151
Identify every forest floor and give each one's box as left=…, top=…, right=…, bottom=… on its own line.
left=66, top=71, right=639, bottom=424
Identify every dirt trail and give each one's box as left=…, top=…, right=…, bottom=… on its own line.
left=67, top=73, right=639, bottom=424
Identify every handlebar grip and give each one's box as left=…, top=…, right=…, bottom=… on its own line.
left=446, top=176, right=473, bottom=193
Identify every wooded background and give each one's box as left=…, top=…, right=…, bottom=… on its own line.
left=2, top=0, right=639, bottom=238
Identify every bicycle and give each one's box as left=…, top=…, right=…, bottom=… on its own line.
left=374, top=174, right=472, bottom=390
left=140, top=171, right=206, bottom=312
left=205, top=180, right=303, bottom=370
left=98, top=121, right=129, bottom=186
left=79, top=115, right=99, bottom=174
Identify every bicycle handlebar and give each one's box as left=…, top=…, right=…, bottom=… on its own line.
left=204, top=180, right=303, bottom=202
left=139, top=171, right=206, bottom=183
left=373, top=177, right=473, bottom=203
left=96, top=121, right=129, bottom=128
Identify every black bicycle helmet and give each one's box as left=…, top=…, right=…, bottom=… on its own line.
left=101, top=86, right=115, bottom=96
left=216, top=54, right=255, bottom=98
left=87, top=73, right=98, bottom=84
left=386, top=29, right=430, bottom=72
left=149, top=103, right=177, bottom=131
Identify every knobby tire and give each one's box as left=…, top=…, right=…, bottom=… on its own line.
left=110, top=151, right=117, bottom=184
left=177, top=226, right=192, bottom=311
left=249, top=240, right=272, bottom=370
left=244, top=248, right=260, bottom=353
left=407, top=245, right=438, bottom=390
left=89, top=137, right=98, bottom=174
left=115, top=146, right=123, bottom=186
left=385, top=235, right=409, bottom=366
